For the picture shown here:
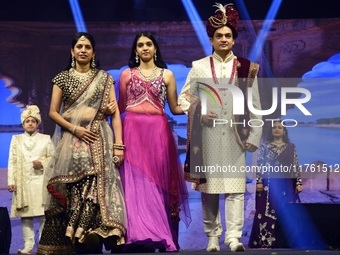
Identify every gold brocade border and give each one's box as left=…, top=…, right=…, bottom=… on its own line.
left=184, top=105, right=192, bottom=170
left=88, top=74, right=127, bottom=235
left=184, top=172, right=202, bottom=184
left=233, top=59, right=260, bottom=150
left=233, top=60, right=244, bottom=149
left=13, top=135, right=29, bottom=210
left=89, top=71, right=111, bottom=133
left=186, top=96, right=201, bottom=148
left=184, top=99, right=207, bottom=184
left=248, top=62, right=260, bottom=82
left=91, top=227, right=125, bottom=245
left=89, top=71, right=110, bottom=175
left=64, top=69, right=100, bottom=112
left=45, top=204, right=65, bottom=218
left=48, top=170, right=97, bottom=185
left=37, top=244, right=74, bottom=255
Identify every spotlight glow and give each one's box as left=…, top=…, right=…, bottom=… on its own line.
left=248, top=0, right=282, bottom=62
left=235, top=0, right=274, bottom=77
left=69, top=0, right=87, bottom=32
left=181, top=0, right=211, bottom=56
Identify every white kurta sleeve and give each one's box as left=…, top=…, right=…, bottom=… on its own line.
left=178, top=66, right=198, bottom=115
left=7, top=136, right=17, bottom=186
left=246, top=76, right=262, bottom=148
left=40, top=136, right=55, bottom=171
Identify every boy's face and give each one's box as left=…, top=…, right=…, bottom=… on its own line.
left=22, top=117, right=38, bottom=134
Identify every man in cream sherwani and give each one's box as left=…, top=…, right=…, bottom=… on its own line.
left=178, top=3, right=262, bottom=252
left=7, top=105, right=54, bottom=254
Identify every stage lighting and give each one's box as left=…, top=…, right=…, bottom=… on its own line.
left=69, top=0, right=87, bottom=32
left=181, top=0, right=211, bottom=56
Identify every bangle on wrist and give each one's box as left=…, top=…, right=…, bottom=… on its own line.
left=72, top=125, right=77, bottom=134
left=113, top=144, right=125, bottom=150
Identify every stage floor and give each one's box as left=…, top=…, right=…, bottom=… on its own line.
left=4, top=250, right=340, bottom=255
left=1, top=184, right=340, bottom=254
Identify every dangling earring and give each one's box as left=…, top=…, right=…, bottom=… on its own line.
left=135, top=53, right=139, bottom=63
left=154, top=52, right=157, bottom=61
left=71, top=57, right=75, bottom=68
left=91, top=57, right=96, bottom=68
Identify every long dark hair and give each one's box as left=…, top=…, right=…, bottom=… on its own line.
left=128, top=31, right=166, bottom=68
left=64, top=32, right=100, bottom=70
left=267, top=120, right=290, bottom=143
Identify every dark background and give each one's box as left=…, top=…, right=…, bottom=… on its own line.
left=1, top=0, right=340, bottom=22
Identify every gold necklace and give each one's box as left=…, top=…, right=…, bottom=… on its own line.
left=70, top=68, right=96, bottom=82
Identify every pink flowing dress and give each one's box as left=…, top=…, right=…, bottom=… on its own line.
left=118, top=68, right=191, bottom=252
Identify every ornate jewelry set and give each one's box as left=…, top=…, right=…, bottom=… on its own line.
left=138, top=66, right=158, bottom=82
left=69, top=68, right=96, bottom=82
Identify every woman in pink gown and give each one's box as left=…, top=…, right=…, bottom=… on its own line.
left=118, top=31, right=191, bottom=252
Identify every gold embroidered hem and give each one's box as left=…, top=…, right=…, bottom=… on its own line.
left=37, top=244, right=75, bottom=254
left=37, top=212, right=73, bottom=254
left=37, top=244, right=74, bottom=255
left=72, top=226, right=125, bottom=245
left=91, top=227, right=125, bottom=245
left=65, top=225, right=76, bottom=239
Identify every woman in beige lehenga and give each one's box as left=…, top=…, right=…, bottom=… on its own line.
left=37, top=32, right=126, bottom=254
